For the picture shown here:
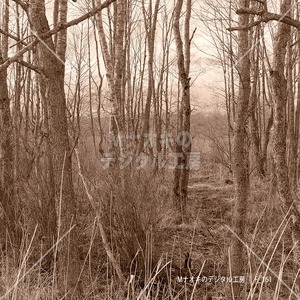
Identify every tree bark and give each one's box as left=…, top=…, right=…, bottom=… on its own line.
left=95, top=0, right=125, bottom=164
left=0, top=0, right=22, bottom=250
left=231, top=0, right=251, bottom=298
left=270, top=0, right=300, bottom=289
left=173, top=0, right=192, bottom=222
left=136, top=0, right=160, bottom=159
left=28, top=1, right=82, bottom=297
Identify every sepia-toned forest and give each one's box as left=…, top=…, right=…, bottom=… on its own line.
left=1, top=0, right=300, bottom=299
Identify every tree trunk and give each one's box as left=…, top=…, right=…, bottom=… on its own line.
left=0, top=0, right=22, bottom=250
left=249, top=26, right=265, bottom=177
left=270, top=0, right=300, bottom=290
left=290, top=30, right=300, bottom=188
left=95, top=0, right=125, bottom=164
left=231, top=0, right=251, bottom=298
left=28, top=1, right=82, bottom=297
left=0, top=58, right=21, bottom=249
left=136, top=0, right=160, bottom=159
left=173, top=0, right=192, bottom=222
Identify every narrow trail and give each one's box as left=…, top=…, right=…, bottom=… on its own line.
left=152, top=178, right=236, bottom=299
left=159, top=178, right=235, bottom=276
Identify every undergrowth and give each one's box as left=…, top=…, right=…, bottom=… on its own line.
left=0, top=165, right=299, bottom=299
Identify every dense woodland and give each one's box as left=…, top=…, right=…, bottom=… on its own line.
left=1, top=0, right=300, bottom=299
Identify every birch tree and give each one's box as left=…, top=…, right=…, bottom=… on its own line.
left=95, top=0, right=126, bottom=163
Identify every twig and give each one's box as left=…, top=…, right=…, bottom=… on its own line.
left=0, top=28, right=27, bottom=45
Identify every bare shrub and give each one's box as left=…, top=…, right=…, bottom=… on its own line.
left=95, top=168, right=174, bottom=280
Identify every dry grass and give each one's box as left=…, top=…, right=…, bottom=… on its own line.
left=0, top=163, right=300, bottom=299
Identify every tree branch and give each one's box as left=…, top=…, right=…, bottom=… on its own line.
left=0, top=0, right=116, bottom=72
left=227, top=20, right=262, bottom=31
left=237, top=7, right=265, bottom=16
left=11, top=0, right=28, bottom=12
left=227, top=7, right=300, bottom=31
left=0, top=28, right=27, bottom=46
left=189, top=27, right=197, bottom=44
left=17, top=60, right=43, bottom=74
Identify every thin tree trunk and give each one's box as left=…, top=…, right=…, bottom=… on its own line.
left=137, top=0, right=160, bottom=159
left=231, top=0, right=251, bottom=298
left=173, top=0, right=192, bottom=222
left=95, top=0, right=125, bottom=163
left=249, top=25, right=264, bottom=177
left=291, top=29, right=300, bottom=187
left=0, top=0, right=22, bottom=250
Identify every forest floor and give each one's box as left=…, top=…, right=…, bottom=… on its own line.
left=154, top=176, right=235, bottom=299
left=0, top=171, right=294, bottom=300
left=144, top=173, right=290, bottom=300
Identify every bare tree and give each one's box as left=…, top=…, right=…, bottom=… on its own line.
left=269, top=0, right=300, bottom=281
left=95, top=0, right=126, bottom=164
left=26, top=1, right=82, bottom=296
left=173, top=0, right=192, bottom=221
left=233, top=0, right=300, bottom=294
left=0, top=0, right=118, bottom=297
left=0, top=0, right=22, bottom=250
left=136, top=0, right=160, bottom=160
left=231, top=0, right=251, bottom=298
